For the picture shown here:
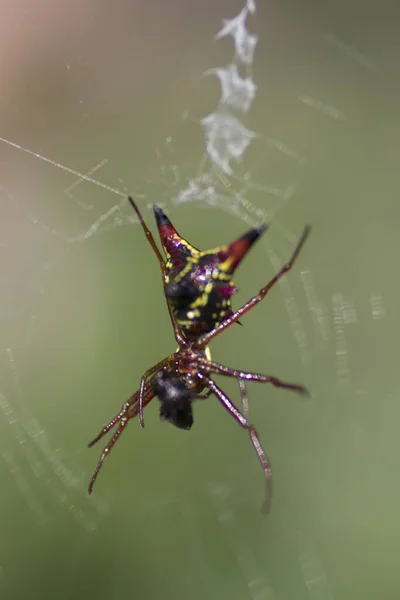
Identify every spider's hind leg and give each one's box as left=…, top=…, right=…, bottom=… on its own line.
left=128, top=197, right=188, bottom=348
left=196, top=225, right=311, bottom=349
left=128, top=197, right=166, bottom=273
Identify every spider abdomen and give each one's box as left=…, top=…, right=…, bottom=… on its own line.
left=170, top=286, right=235, bottom=339
left=153, top=204, right=267, bottom=339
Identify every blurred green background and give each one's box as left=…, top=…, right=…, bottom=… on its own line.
left=1, top=1, right=399, bottom=599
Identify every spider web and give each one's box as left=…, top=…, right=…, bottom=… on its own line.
left=0, top=1, right=396, bottom=599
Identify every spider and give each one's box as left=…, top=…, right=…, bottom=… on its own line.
left=88, top=198, right=310, bottom=511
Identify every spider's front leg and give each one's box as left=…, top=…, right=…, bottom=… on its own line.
left=88, top=380, right=155, bottom=494
left=88, top=407, right=129, bottom=449
left=199, top=373, right=272, bottom=513
left=88, top=415, right=130, bottom=495
left=137, top=357, right=174, bottom=428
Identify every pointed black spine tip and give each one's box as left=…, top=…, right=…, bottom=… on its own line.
left=257, top=223, right=269, bottom=234
left=256, top=223, right=268, bottom=237
left=243, top=222, right=268, bottom=245
left=153, top=204, right=171, bottom=227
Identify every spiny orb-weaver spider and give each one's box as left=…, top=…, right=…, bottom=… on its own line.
left=88, top=198, right=310, bottom=512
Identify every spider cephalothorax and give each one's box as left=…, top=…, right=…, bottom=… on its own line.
left=152, top=205, right=267, bottom=339
left=88, top=197, right=310, bottom=512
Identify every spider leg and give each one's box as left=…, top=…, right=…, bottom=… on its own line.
left=128, top=196, right=187, bottom=348
left=88, top=416, right=128, bottom=495
left=138, top=357, right=173, bottom=428
left=88, top=388, right=143, bottom=448
left=195, top=225, right=311, bottom=349
left=238, top=377, right=267, bottom=509
left=199, top=373, right=272, bottom=514
left=88, top=409, right=128, bottom=448
left=128, top=196, right=166, bottom=274
left=237, top=378, right=271, bottom=514
left=198, top=357, right=308, bottom=395
left=88, top=383, right=156, bottom=494
left=238, top=378, right=249, bottom=418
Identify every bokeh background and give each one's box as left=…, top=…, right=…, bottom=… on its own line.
left=1, top=1, right=399, bottom=599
